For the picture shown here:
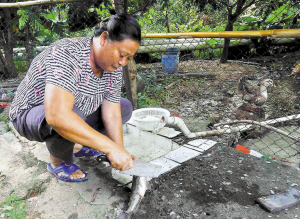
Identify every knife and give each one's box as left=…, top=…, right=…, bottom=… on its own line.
left=96, top=155, right=162, bottom=178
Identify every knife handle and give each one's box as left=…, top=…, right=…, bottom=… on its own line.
left=96, top=154, right=111, bottom=164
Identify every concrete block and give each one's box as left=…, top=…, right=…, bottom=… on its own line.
left=126, top=118, right=134, bottom=126
left=163, top=147, right=201, bottom=163
left=124, top=124, right=180, bottom=163
left=183, top=144, right=204, bottom=152
left=157, top=127, right=181, bottom=138
left=187, top=139, right=217, bottom=151
left=150, top=156, right=180, bottom=175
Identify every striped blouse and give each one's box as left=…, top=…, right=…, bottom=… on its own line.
left=9, top=36, right=123, bottom=121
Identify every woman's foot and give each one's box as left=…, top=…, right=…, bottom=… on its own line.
left=49, top=154, right=85, bottom=180
left=74, top=144, right=103, bottom=158
left=73, top=143, right=83, bottom=154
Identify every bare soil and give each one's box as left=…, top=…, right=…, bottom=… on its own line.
left=134, top=145, right=300, bottom=219
left=132, top=51, right=300, bottom=218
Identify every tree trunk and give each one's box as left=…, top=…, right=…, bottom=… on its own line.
left=2, top=45, right=17, bottom=79
left=25, top=23, right=34, bottom=67
left=128, top=59, right=137, bottom=109
left=165, top=0, right=170, bottom=33
left=0, top=8, right=18, bottom=79
left=220, top=19, right=234, bottom=63
left=114, top=0, right=135, bottom=107
left=220, top=0, right=257, bottom=63
left=0, top=53, right=6, bottom=77
left=113, top=0, right=125, bottom=14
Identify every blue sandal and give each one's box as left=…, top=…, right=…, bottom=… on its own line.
left=74, top=146, right=103, bottom=158
left=47, top=163, right=88, bottom=182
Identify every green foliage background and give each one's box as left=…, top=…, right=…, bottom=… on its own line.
left=1, top=0, right=300, bottom=107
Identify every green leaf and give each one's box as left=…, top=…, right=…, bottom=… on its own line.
left=41, top=12, right=56, bottom=21
left=19, top=14, right=29, bottom=30
left=149, top=8, right=154, bottom=14
left=242, top=16, right=258, bottom=22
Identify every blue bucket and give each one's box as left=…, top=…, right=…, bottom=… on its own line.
left=162, top=48, right=179, bottom=74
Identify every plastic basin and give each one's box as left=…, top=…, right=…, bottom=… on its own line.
left=131, top=108, right=171, bottom=131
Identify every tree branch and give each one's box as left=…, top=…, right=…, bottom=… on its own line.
left=130, top=0, right=156, bottom=16
left=163, top=116, right=300, bottom=152
left=235, top=0, right=246, bottom=16
left=223, top=119, right=300, bottom=152
left=224, top=120, right=300, bottom=142
left=221, top=0, right=231, bottom=12
left=241, top=0, right=257, bottom=14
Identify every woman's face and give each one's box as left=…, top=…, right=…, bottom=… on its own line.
left=95, top=33, right=140, bottom=73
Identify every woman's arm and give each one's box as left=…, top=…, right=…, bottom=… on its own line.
left=101, top=99, right=124, bottom=147
left=44, top=83, right=133, bottom=170
left=101, top=99, right=139, bottom=161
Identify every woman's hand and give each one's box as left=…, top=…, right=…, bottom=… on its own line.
left=131, top=155, right=139, bottom=161
left=106, top=147, right=133, bottom=171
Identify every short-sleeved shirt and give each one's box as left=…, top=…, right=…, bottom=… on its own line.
left=9, top=36, right=123, bottom=121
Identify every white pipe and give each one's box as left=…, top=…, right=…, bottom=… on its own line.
left=162, top=116, right=196, bottom=138
left=163, top=114, right=300, bottom=141
left=162, top=116, right=263, bottom=138
left=163, top=116, right=235, bottom=138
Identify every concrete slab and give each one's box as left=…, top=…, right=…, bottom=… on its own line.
left=157, top=127, right=181, bottom=138
left=125, top=119, right=181, bottom=138
left=150, top=156, right=180, bottom=174
left=163, top=147, right=202, bottom=163
left=183, top=144, right=204, bottom=152
left=123, top=124, right=180, bottom=162
left=126, top=118, right=134, bottom=126
left=187, top=138, right=217, bottom=147
left=187, top=139, right=217, bottom=151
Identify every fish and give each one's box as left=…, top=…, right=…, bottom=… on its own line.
left=118, top=176, right=149, bottom=219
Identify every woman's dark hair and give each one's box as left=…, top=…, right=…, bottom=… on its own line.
left=94, top=13, right=141, bottom=43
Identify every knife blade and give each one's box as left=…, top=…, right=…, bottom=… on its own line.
left=96, top=155, right=162, bottom=178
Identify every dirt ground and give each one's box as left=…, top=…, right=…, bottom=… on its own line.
left=134, top=51, right=300, bottom=218
left=133, top=145, right=300, bottom=219
left=1, top=50, right=300, bottom=218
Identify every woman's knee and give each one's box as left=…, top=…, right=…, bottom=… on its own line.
left=121, top=98, right=133, bottom=124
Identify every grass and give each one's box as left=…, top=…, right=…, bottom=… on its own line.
left=0, top=114, right=8, bottom=122
left=0, top=115, right=10, bottom=132
left=137, top=70, right=174, bottom=108
left=17, top=153, right=47, bottom=177
left=0, top=194, right=28, bottom=219
left=3, top=124, right=10, bottom=132
left=14, top=56, right=28, bottom=74
left=134, top=68, right=210, bottom=109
